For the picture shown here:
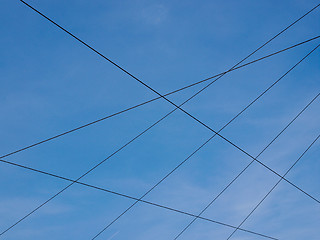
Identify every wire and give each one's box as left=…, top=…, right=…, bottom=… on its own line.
left=0, top=51, right=318, bottom=239
left=173, top=92, right=320, bottom=239
left=17, top=0, right=320, bottom=203
left=226, top=133, right=320, bottom=239
left=1, top=66, right=317, bottom=240
left=3, top=2, right=318, bottom=235
left=90, top=46, right=320, bottom=239
left=92, top=44, right=320, bottom=239
left=2, top=45, right=319, bottom=238
left=0, top=158, right=277, bottom=240
left=18, top=0, right=320, bottom=202
left=0, top=35, right=318, bottom=160
left=18, top=0, right=320, bottom=113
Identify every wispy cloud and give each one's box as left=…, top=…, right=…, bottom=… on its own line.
left=140, top=4, right=168, bottom=25
left=106, top=231, right=120, bottom=240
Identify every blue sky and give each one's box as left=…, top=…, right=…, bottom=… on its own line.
left=0, top=0, right=319, bottom=239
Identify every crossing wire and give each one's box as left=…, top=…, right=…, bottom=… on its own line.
left=4, top=1, right=317, bottom=235
left=0, top=94, right=317, bottom=240
left=92, top=74, right=320, bottom=240
left=1, top=50, right=318, bottom=240
left=18, top=0, right=320, bottom=206
left=17, top=2, right=320, bottom=175
left=89, top=44, right=320, bottom=239
left=226, top=133, right=320, bottom=239
left=1, top=47, right=319, bottom=238
left=0, top=35, right=318, bottom=160
left=0, top=159, right=277, bottom=240
left=173, top=92, right=320, bottom=239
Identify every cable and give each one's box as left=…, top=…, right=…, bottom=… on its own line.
left=3, top=2, right=318, bottom=235
left=2, top=44, right=319, bottom=238
left=18, top=0, right=320, bottom=114
left=19, top=0, right=320, bottom=202
left=173, top=92, right=320, bottom=239
left=0, top=51, right=318, bottom=239
left=90, top=47, right=320, bottom=239
left=18, top=0, right=320, bottom=205
left=226, top=133, right=320, bottom=239
left=0, top=35, right=318, bottom=160
left=0, top=159, right=277, bottom=240
left=1, top=67, right=317, bottom=240
left=92, top=44, right=320, bottom=240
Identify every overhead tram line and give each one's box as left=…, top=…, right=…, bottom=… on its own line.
left=2, top=43, right=320, bottom=240
left=225, top=133, right=320, bottom=239
left=0, top=157, right=278, bottom=240
left=12, top=0, right=320, bottom=205
left=172, top=92, right=320, bottom=239
left=1, top=35, right=319, bottom=161
left=92, top=61, right=320, bottom=239
left=16, top=3, right=320, bottom=181
left=2, top=1, right=319, bottom=239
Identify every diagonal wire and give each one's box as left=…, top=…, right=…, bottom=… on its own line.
left=2, top=43, right=319, bottom=238
left=92, top=44, right=320, bottom=239
left=173, top=92, right=320, bottom=240
left=0, top=159, right=277, bottom=240
left=18, top=0, right=320, bottom=116
left=17, top=2, right=320, bottom=177
left=226, top=133, right=320, bottom=239
left=2, top=2, right=318, bottom=234
left=0, top=49, right=318, bottom=239
left=0, top=58, right=317, bottom=240
left=19, top=0, right=320, bottom=206
left=18, top=0, right=320, bottom=178
left=1, top=35, right=319, bottom=160
left=90, top=46, right=320, bottom=239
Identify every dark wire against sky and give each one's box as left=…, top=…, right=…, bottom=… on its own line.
left=0, top=1, right=319, bottom=239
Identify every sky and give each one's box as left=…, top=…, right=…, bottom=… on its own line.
left=0, top=0, right=319, bottom=239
